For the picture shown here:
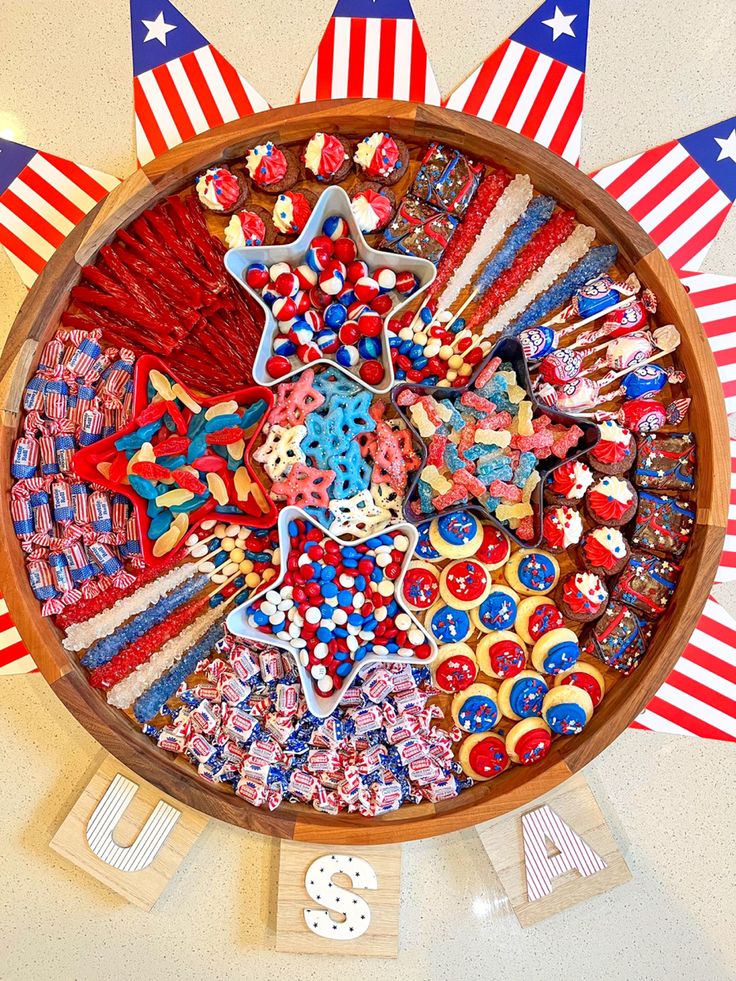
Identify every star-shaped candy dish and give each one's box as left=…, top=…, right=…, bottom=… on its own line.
left=73, top=355, right=278, bottom=566
left=223, top=185, right=436, bottom=396
left=393, top=337, right=600, bottom=547
left=226, top=505, right=438, bottom=717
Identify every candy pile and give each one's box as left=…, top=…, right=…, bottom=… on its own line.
left=10, top=329, right=137, bottom=614
left=83, top=367, right=273, bottom=559
left=245, top=517, right=433, bottom=698
left=144, top=633, right=467, bottom=816
left=398, top=356, right=584, bottom=539
left=243, top=216, right=419, bottom=386
left=253, top=367, right=420, bottom=538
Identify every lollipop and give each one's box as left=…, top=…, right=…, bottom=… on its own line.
left=571, top=289, right=657, bottom=347
left=600, top=398, right=692, bottom=433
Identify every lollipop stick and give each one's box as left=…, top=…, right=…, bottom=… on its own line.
left=598, top=347, right=676, bottom=389
left=446, top=289, right=478, bottom=331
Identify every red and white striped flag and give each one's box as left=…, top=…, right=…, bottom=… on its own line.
left=679, top=268, right=736, bottom=414
left=0, top=137, right=118, bottom=288
left=631, top=595, right=736, bottom=742
left=0, top=591, right=34, bottom=676
left=298, top=0, right=440, bottom=105
left=444, top=0, right=590, bottom=166
left=592, top=115, right=736, bottom=271
left=708, top=437, right=736, bottom=585
left=131, top=0, right=269, bottom=166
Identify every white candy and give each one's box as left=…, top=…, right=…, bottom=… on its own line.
left=408, top=627, right=426, bottom=646
left=398, top=326, right=413, bottom=341
left=374, top=607, right=388, bottom=622
left=268, top=612, right=283, bottom=625
left=424, top=340, right=441, bottom=358
left=200, top=519, right=217, bottom=531
left=314, top=643, right=329, bottom=659
left=185, top=533, right=199, bottom=547
left=395, top=612, right=412, bottom=631
left=377, top=580, right=394, bottom=597
left=198, top=560, right=215, bottom=573
left=270, top=261, right=291, bottom=280
left=311, top=664, right=327, bottom=680
left=298, top=553, right=312, bottom=566
left=339, top=574, right=355, bottom=587
left=347, top=635, right=359, bottom=652
left=305, top=607, right=321, bottom=624
left=222, top=561, right=239, bottom=576
left=190, top=544, right=208, bottom=558
left=333, top=609, right=348, bottom=625
left=394, top=534, right=409, bottom=552
left=292, top=637, right=307, bottom=649
left=353, top=591, right=365, bottom=608
left=317, top=676, right=334, bottom=693
left=266, top=590, right=282, bottom=604
left=299, top=651, right=309, bottom=666
left=322, top=618, right=336, bottom=631
left=376, top=553, right=391, bottom=568
left=260, top=600, right=276, bottom=616
left=211, top=573, right=227, bottom=584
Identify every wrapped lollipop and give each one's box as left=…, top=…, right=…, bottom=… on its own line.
left=600, top=397, right=691, bottom=433
left=544, top=272, right=640, bottom=325
left=536, top=325, right=679, bottom=387
left=571, top=289, right=657, bottom=348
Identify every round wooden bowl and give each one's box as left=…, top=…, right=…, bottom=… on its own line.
left=0, top=100, right=728, bottom=844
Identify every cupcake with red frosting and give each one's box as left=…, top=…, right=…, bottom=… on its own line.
left=580, top=525, right=630, bottom=577
left=588, top=419, right=636, bottom=474
left=245, top=142, right=298, bottom=194
left=195, top=166, right=248, bottom=215
left=558, top=571, right=609, bottom=623
left=585, top=475, right=637, bottom=527
left=224, top=206, right=275, bottom=248
left=542, top=505, right=583, bottom=552
left=545, top=459, right=594, bottom=505
left=271, top=190, right=316, bottom=236
left=353, top=132, right=409, bottom=186
left=303, top=132, right=352, bottom=184
left=351, top=183, right=396, bottom=233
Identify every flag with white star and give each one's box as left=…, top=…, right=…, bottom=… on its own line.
left=130, top=0, right=269, bottom=166
left=444, top=0, right=590, bottom=166
left=679, top=268, right=736, bottom=415
left=297, top=0, right=441, bottom=105
left=592, top=115, right=736, bottom=271
left=0, top=136, right=118, bottom=288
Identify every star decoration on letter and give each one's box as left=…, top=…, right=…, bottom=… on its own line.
left=142, top=11, right=177, bottom=45
left=715, top=129, right=736, bottom=165
left=542, top=6, right=577, bottom=41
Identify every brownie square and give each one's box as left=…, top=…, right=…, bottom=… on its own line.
left=410, top=143, right=484, bottom=218
left=634, top=432, right=695, bottom=490
left=630, top=491, right=695, bottom=558
left=611, top=550, right=681, bottom=619
left=380, top=197, right=458, bottom=266
left=589, top=600, right=653, bottom=675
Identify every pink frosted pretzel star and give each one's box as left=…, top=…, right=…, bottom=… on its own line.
left=270, top=462, right=335, bottom=508
left=268, top=369, right=325, bottom=427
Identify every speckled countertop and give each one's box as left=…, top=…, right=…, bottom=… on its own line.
left=1, top=2, right=735, bottom=978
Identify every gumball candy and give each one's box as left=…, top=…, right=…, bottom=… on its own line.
left=358, top=310, right=383, bottom=337
left=333, top=236, right=357, bottom=264
left=322, top=216, right=347, bottom=240
left=269, top=261, right=292, bottom=281
left=274, top=271, right=299, bottom=297
left=324, top=302, right=348, bottom=329
left=315, top=329, right=340, bottom=353
left=309, top=286, right=331, bottom=309
left=295, top=263, right=318, bottom=289
left=276, top=319, right=295, bottom=335
left=520, top=326, right=557, bottom=361
left=347, top=300, right=369, bottom=320
left=297, top=342, right=322, bottom=364
left=339, top=320, right=361, bottom=346
left=358, top=336, right=382, bottom=360
left=319, top=266, right=345, bottom=296
left=370, top=293, right=393, bottom=315
left=273, top=336, right=297, bottom=358
left=272, top=296, right=297, bottom=321
left=336, top=345, right=360, bottom=368
left=620, top=364, right=668, bottom=400
left=359, top=360, right=385, bottom=385
left=538, top=349, right=583, bottom=385
left=355, top=276, right=380, bottom=303
left=347, top=259, right=369, bottom=283
left=338, top=287, right=357, bottom=307
left=261, top=285, right=280, bottom=306
left=375, top=267, right=397, bottom=292
left=306, top=244, right=331, bottom=273
left=266, top=355, right=292, bottom=378
left=294, top=290, right=311, bottom=315
left=245, top=262, right=269, bottom=289
left=289, top=320, right=314, bottom=345
left=395, top=271, right=418, bottom=294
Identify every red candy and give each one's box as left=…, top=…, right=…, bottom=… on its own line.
left=333, top=237, right=357, bottom=264
left=360, top=360, right=385, bottom=385
left=266, top=356, right=293, bottom=379
left=354, top=276, right=380, bottom=303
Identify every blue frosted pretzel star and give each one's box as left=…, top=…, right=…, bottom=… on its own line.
left=312, top=369, right=363, bottom=401
left=338, top=391, right=376, bottom=439
left=303, top=409, right=343, bottom=469
left=331, top=442, right=371, bottom=500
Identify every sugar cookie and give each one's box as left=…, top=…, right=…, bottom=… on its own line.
left=504, top=548, right=559, bottom=596
left=506, top=718, right=552, bottom=765
left=554, top=661, right=606, bottom=708
left=514, top=596, right=565, bottom=646
left=401, top=561, right=441, bottom=611
left=415, top=521, right=442, bottom=562
left=542, top=686, right=594, bottom=735
left=424, top=601, right=473, bottom=644
left=433, top=642, right=478, bottom=692
left=498, top=670, right=549, bottom=720
left=476, top=630, right=527, bottom=679
left=470, top=585, right=520, bottom=633
left=439, top=558, right=492, bottom=610
left=458, top=732, right=509, bottom=781
left=429, top=510, right=483, bottom=558
left=451, top=683, right=500, bottom=733
left=531, top=627, right=580, bottom=675
left=475, top=523, right=512, bottom=570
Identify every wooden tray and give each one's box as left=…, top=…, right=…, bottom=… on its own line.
left=0, top=99, right=728, bottom=844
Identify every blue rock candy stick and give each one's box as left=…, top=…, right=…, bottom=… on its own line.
left=508, top=245, right=619, bottom=335
left=474, top=196, right=556, bottom=296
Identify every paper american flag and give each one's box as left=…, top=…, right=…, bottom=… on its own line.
left=444, top=0, right=590, bottom=166
left=592, top=115, right=736, bottom=272
left=130, top=0, right=269, bottom=166
left=678, top=268, right=736, bottom=415
left=298, top=0, right=441, bottom=105
left=0, top=591, right=34, bottom=676
left=0, top=137, right=118, bottom=288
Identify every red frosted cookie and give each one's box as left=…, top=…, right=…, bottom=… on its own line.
left=401, top=561, right=441, bottom=611
left=476, top=523, right=512, bottom=569
left=353, top=132, right=409, bottom=186
left=459, top=732, right=509, bottom=780
left=580, top=525, right=630, bottom=577
left=554, top=662, right=606, bottom=708
left=433, top=642, right=478, bottom=693
left=303, top=132, right=352, bottom=184
left=245, top=142, right=299, bottom=193
left=224, top=206, right=276, bottom=247
left=439, top=558, right=492, bottom=610
left=585, top=475, right=637, bottom=527
left=557, top=571, right=608, bottom=623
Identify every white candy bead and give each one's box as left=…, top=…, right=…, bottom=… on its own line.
left=200, top=519, right=217, bottom=531
left=377, top=580, right=394, bottom=597
left=190, top=544, right=208, bottom=558
left=311, top=664, right=327, bottom=680
left=395, top=612, right=412, bottom=631
left=317, top=676, right=334, bottom=693
left=394, top=534, right=409, bottom=551
left=305, top=607, right=321, bottom=624
left=333, top=609, right=348, bottom=625
left=408, top=627, right=426, bottom=646
left=222, top=561, right=239, bottom=576
left=198, top=560, right=215, bottom=573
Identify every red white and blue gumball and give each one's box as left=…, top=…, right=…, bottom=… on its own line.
left=274, top=271, right=299, bottom=297
left=322, top=216, right=347, bottom=240
left=347, top=300, right=368, bottom=320
left=272, top=296, right=297, bottom=321
left=309, top=286, right=331, bottom=309
left=336, top=345, right=360, bottom=368
left=358, top=336, right=382, bottom=360
left=315, top=329, right=340, bottom=353
left=375, top=267, right=396, bottom=292
left=358, top=310, right=382, bottom=337
left=295, top=263, right=317, bottom=289
left=354, top=276, right=380, bottom=303
left=266, top=355, right=292, bottom=379
left=359, top=360, right=385, bottom=385
left=339, top=287, right=357, bottom=306
left=319, top=263, right=345, bottom=296
left=245, top=262, right=269, bottom=289
left=333, top=236, right=357, bottom=264
left=261, top=285, right=280, bottom=306
left=303, top=309, right=323, bottom=332
left=273, top=336, right=297, bottom=358
left=298, top=342, right=322, bottom=364
left=306, top=244, right=331, bottom=273
left=339, top=320, right=360, bottom=346
left=395, top=271, right=418, bottom=294
left=371, top=293, right=393, bottom=315
left=269, top=261, right=291, bottom=281
left=290, top=320, right=314, bottom=345
left=294, top=290, right=311, bottom=315
left=324, top=302, right=348, bottom=329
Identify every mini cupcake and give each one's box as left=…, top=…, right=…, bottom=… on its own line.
left=554, top=661, right=606, bottom=708
left=587, top=419, right=636, bottom=474
left=542, top=505, right=583, bottom=553
left=271, top=189, right=316, bottom=236
left=580, top=525, right=630, bottom=577
left=544, top=459, right=594, bottom=505
left=245, top=142, right=299, bottom=194
left=351, top=183, right=397, bottom=233
left=224, top=206, right=275, bottom=248
left=585, top=475, right=637, bottom=527
left=303, top=132, right=352, bottom=184
left=195, top=166, right=249, bottom=215
left=531, top=627, right=580, bottom=675
left=557, top=571, right=608, bottom=623
left=353, top=132, right=409, bottom=186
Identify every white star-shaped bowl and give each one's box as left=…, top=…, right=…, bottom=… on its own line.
left=223, top=185, right=436, bottom=395
left=226, top=504, right=438, bottom=717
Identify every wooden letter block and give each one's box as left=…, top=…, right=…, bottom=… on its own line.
left=50, top=755, right=208, bottom=910
left=276, top=840, right=401, bottom=957
left=477, top=773, right=631, bottom=927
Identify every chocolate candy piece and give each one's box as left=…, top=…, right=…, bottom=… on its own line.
left=630, top=491, right=695, bottom=558
left=411, top=143, right=484, bottom=218
left=589, top=600, right=652, bottom=675
left=381, top=197, right=458, bottom=266
left=634, top=432, right=695, bottom=490
left=611, top=550, right=681, bottom=619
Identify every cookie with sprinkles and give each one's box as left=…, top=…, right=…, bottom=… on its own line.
left=506, top=718, right=553, bottom=766
left=459, top=732, right=509, bottom=781
left=515, top=597, right=565, bottom=646
left=415, top=520, right=442, bottom=562
left=554, top=662, right=606, bottom=708
left=557, top=572, right=609, bottom=623
left=542, top=686, right=593, bottom=735
left=424, top=602, right=473, bottom=645
left=544, top=459, right=594, bottom=505
left=580, top=525, right=630, bottom=577
left=429, top=509, right=484, bottom=558
left=498, top=670, right=549, bottom=720
left=452, top=683, right=500, bottom=733
left=475, top=523, right=512, bottom=570
left=634, top=432, right=695, bottom=491
left=504, top=548, right=559, bottom=596
left=476, top=630, right=527, bottom=679
left=440, top=558, right=492, bottom=610
left=401, top=561, right=442, bottom=612
left=531, top=627, right=581, bottom=675
left=433, top=642, right=478, bottom=693
left=470, top=585, right=520, bottom=634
